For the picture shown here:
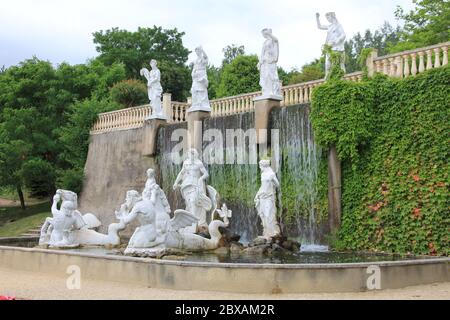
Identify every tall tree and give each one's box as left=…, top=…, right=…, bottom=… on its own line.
left=344, top=22, right=402, bottom=73
left=222, top=44, right=245, bottom=65
left=93, top=26, right=191, bottom=101
left=390, top=0, right=450, bottom=52
left=216, top=55, right=260, bottom=98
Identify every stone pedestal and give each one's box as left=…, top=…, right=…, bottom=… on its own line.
left=187, top=110, right=210, bottom=152
left=142, top=118, right=167, bottom=157
left=253, top=96, right=282, bottom=144
left=328, top=145, right=342, bottom=232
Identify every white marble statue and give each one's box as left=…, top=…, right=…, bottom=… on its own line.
left=257, top=28, right=282, bottom=99
left=188, top=46, right=211, bottom=112
left=39, top=189, right=138, bottom=248
left=123, top=180, right=231, bottom=256
left=316, top=12, right=346, bottom=77
left=173, top=149, right=218, bottom=232
left=39, top=190, right=85, bottom=247
left=140, top=59, right=166, bottom=119
left=254, top=160, right=281, bottom=239
left=142, top=168, right=171, bottom=234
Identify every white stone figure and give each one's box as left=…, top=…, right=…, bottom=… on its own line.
left=173, top=149, right=218, bottom=232
left=124, top=208, right=230, bottom=256
left=188, top=46, right=211, bottom=112
left=39, top=191, right=85, bottom=247
left=140, top=59, right=166, bottom=119
left=254, top=160, right=281, bottom=239
left=316, top=12, right=346, bottom=77
left=39, top=190, right=139, bottom=248
left=257, top=28, right=282, bottom=99
left=142, top=168, right=171, bottom=234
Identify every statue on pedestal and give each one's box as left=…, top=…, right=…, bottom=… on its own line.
left=254, top=160, right=281, bottom=239
left=140, top=59, right=165, bottom=119
left=188, top=46, right=211, bottom=112
left=257, top=28, right=282, bottom=99
left=316, top=12, right=346, bottom=77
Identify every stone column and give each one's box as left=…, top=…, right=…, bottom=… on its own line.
left=328, top=145, right=342, bottom=232
left=253, top=96, right=282, bottom=145
left=366, top=49, right=378, bottom=77
left=142, top=118, right=167, bottom=157
left=187, top=110, right=210, bottom=153
left=162, top=93, right=172, bottom=123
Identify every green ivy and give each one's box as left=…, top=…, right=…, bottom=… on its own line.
left=311, top=66, right=450, bottom=256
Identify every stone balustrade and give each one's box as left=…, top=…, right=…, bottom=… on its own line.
left=169, top=102, right=188, bottom=123
left=91, top=43, right=448, bottom=134
left=371, top=42, right=449, bottom=78
left=91, top=105, right=152, bottom=134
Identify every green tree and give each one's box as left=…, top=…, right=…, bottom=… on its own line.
left=216, top=55, right=260, bottom=98
left=57, top=98, right=122, bottom=193
left=93, top=26, right=191, bottom=101
left=344, top=23, right=402, bottom=73
left=222, top=44, right=245, bottom=65
left=390, top=0, right=450, bottom=52
left=0, top=58, right=127, bottom=201
left=287, top=59, right=325, bottom=84
left=110, top=79, right=148, bottom=108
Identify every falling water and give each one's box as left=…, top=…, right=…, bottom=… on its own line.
left=203, top=112, right=261, bottom=243
left=270, top=105, right=326, bottom=245
left=154, top=104, right=327, bottom=245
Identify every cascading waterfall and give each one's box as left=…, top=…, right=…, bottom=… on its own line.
left=203, top=112, right=261, bottom=243
left=154, top=104, right=327, bottom=245
left=270, top=105, right=325, bottom=245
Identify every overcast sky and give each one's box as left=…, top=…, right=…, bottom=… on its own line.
left=0, top=0, right=415, bottom=70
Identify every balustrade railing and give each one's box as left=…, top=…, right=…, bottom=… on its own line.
left=91, top=42, right=448, bottom=134
left=372, top=42, right=448, bottom=78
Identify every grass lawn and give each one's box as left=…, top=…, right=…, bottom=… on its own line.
left=0, top=212, right=50, bottom=237
left=0, top=202, right=51, bottom=237
left=0, top=202, right=51, bottom=226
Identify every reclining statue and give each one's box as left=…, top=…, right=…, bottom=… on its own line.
left=39, top=189, right=140, bottom=248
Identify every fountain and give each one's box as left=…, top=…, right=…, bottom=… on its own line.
left=1, top=21, right=448, bottom=295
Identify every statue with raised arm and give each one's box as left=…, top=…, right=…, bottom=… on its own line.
left=189, top=46, right=211, bottom=112
left=254, top=160, right=281, bottom=239
left=316, top=12, right=346, bottom=77
left=173, top=149, right=217, bottom=232
left=140, top=59, right=165, bottom=119
left=39, top=190, right=86, bottom=247
left=257, top=28, right=282, bottom=99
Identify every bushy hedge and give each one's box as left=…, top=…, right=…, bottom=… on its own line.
left=311, top=66, right=449, bottom=255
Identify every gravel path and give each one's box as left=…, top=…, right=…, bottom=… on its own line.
left=0, top=267, right=448, bottom=300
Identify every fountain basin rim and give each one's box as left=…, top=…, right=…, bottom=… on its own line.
left=1, top=245, right=448, bottom=269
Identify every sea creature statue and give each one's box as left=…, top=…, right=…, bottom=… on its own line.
left=254, top=160, right=281, bottom=239
left=188, top=46, right=211, bottom=112
left=123, top=166, right=231, bottom=256
left=173, top=148, right=218, bottom=233
left=39, top=189, right=140, bottom=248
left=316, top=12, right=346, bottom=77
left=140, top=59, right=165, bottom=119
left=257, top=28, right=282, bottom=99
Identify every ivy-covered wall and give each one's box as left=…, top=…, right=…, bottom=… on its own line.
left=311, top=66, right=449, bottom=256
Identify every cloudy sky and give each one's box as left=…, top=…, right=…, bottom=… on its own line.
left=0, top=0, right=414, bottom=70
